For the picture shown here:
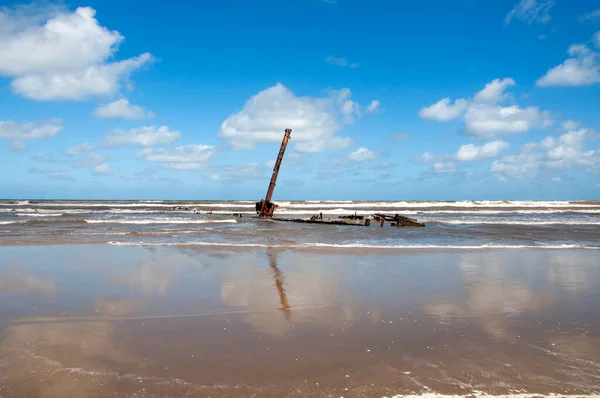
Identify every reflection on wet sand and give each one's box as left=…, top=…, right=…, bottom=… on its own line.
left=0, top=245, right=599, bottom=397
left=0, top=267, right=56, bottom=295
left=268, top=248, right=291, bottom=321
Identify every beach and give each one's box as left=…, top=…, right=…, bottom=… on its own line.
left=1, top=200, right=599, bottom=397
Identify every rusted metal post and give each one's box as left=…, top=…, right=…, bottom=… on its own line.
left=258, top=129, right=292, bottom=218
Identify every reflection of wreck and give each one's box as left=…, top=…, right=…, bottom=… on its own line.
left=268, top=248, right=291, bottom=322
left=255, top=129, right=425, bottom=228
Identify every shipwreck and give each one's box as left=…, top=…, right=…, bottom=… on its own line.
left=255, top=129, right=425, bottom=228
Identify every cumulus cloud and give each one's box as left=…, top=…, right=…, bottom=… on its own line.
left=366, top=100, right=380, bottom=113
left=491, top=128, right=599, bottom=179
left=473, top=78, right=515, bottom=103
left=93, top=98, right=154, bottom=120
left=348, top=147, right=376, bottom=162
left=415, top=140, right=510, bottom=175
left=218, top=83, right=377, bottom=153
left=463, top=104, right=552, bottom=138
left=454, top=141, right=510, bottom=161
left=73, top=152, right=106, bottom=168
left=66, top=142, right=93, bottom=155
left=93, top=163, right=116, bottom=175
left=0, top=118, right=62, bottom=149
left=104, top=126, right=181, bottom=147
left=537, top=42, right=600, bottom=87
left=324, top=56, right=358, bottom=68
left=0, top=6, right=153, bottom=100
left=562, top=120, right=580, bottom=131
left=419, top=78, right=553, bottom=138
left=418, top=97, right=468, bottom=121
left=412, top=152, right=444, bottom=164
left=209, top=163, right=270, bottom=182
left=433, top=162, right=456, bottom=173
left=137, top=145, right=215, bottom=170
left=505, top=0, right=554, bottom=26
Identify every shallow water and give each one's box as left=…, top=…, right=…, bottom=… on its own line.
left=1, top=200, right=600, bottom=249
left=0, top=245, right=599, bottom=397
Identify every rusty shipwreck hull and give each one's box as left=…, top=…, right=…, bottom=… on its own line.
left=255, top=128, right=425, bottom=228
left=272, top=213, right=425, bottom=228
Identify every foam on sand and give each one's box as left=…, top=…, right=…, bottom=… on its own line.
left=85, top=219, right=238, bottom=224
left=106, top=241, right=599, bottom=250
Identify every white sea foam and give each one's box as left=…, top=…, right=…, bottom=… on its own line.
left=438, top=220, right=600, bottom=225
left=0, top=221, right=17, bottom=225
left=106, top=241, right=599, bottom=250
left=273, top=200, right=600, bottom=209
left=85, top=219, right=237, bottom=225
left=16, top=213, right=63, bottom=217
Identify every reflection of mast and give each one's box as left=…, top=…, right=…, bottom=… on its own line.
left=268, top=249, right=291, bottom=322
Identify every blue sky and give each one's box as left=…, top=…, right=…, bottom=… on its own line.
left=1, top=0, right=599, bottom=200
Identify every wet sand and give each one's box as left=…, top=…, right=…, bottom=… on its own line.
left=0, top=245, right=599, bottom=397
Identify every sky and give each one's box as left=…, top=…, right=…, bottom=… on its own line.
left=1, top=0, right=599, bottom=201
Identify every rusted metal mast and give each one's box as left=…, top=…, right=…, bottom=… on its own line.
left=256, top=129, right=292, bottom=218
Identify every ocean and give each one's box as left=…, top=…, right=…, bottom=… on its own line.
left=1, top=199, right=599, bottom=249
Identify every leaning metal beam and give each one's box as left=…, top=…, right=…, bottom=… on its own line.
left=258, top=129, right=292, bottom=218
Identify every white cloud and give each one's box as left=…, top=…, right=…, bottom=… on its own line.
left=473, top=78, right=515, bottom=104
left=491, top=128, right=599, bottom=179
left=209, top=163, right=268, bottom=182
left=12, top=53, right=153, bottom=101
left=104, top=126, right=181, bottom=147
left=93, top=163, right=116, bottom=175
left=137, top=145, right=215, bottom=170
left=505, top=0, right=554, bottom=26
left=541, top=129, right=597, bottom=168
left=218, top=83, right=370, bottom=153
left=74, top=152, right=106, bottom=168
left=433, top=162, right=456, bottom=173
left=490, top=153, right=542, bottom=179
left=418, top=97, right=468, bottom=121
left=0, top=119, right=62, bottom=140
left=11, top=141, right=27, bottom=151
left=561, top=120, right=580, bottom=131
left=413, top=152, right=443, bottom=164
left=455, top=140, right=509, bottom=161
left=93, top=98, right=154, bottom=120
left=552, top=176, right=562, bottom=182
left=0, top=6, right=153, bottom=100
left=66, top=142, right=93, bottom=155
left=537, top=43, right=600, bottom=87
left=348, top=147, right=376, bottom=162
left=420, top=78, right=553, bottom=138
left=0, top=118, right=62, bottom=149
left=579, top=9, right=600, bottom=22
left=162, top=162, right=204, bottom=171
left=366, top=100, right=380, bottom=113
left=324, top=56, right=358, bottom=68
left=463, top=104, right=552, bottom=138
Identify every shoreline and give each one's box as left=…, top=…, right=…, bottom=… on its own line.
left=0, top=240, right=599, bottom=252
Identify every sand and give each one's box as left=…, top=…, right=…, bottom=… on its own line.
left=0, top=245, right=599, bottom=397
